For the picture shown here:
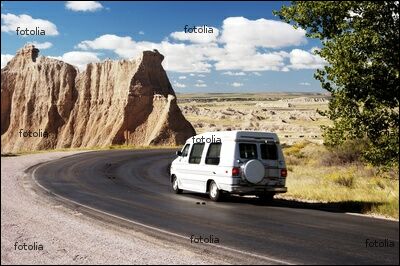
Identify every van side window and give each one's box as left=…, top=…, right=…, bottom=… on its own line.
left=205, top=143, right=222, bottom=165
left=189, top=143, right=205, bottom=164
left=260, top=143, right=278, bottom=160
left=239, top=143, right=258, bottom=159
left=181, top=144, right=190, bottom=157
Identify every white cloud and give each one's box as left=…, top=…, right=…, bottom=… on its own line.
left=189, top=73, right=195, bottom=76
left=195, top=83, right=207, bottom=88
left=214, top=17, right=306, bottom=71
left=197, top=74, right=206, bottom=77
left=77, top=34, right=136, bottom=53
left=231, top=82, right=244, bottom=87
left=50, top=51, right=100, bottom=71
left=222, top=71, right=246, bottom=76
left=158, top=41, right=216, bottom=73
left=139, top=31, right=145, bottom=35
left=65, top=1, right=103, bottom=12
left=27, top=41, right=52, bottom=49
left=173, top=82, right=186, bottom=88
left=77, top=34, right=217, bottom=72
left=220, top=17, right=306, bottom=49
left=215, top=52, right=285, bottom=71
left=196, top=79, right=205, bottom=83
left=299, top=82, right=311, bottom=86
left=1, top=54, right=13, bottom=68
left=252, top=72, right=261, bottom=76
left=73, top=17, right=322, bottom=73
left=178, top=76, right=186, bottom=79
left=1, top=13, right=59, bottom=35
left=289, top=49, right=326, bottom=69
left=170, top=26, right=219, bottom=44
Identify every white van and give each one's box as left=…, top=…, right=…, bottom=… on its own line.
left=170, top=131, right=287, bottom=201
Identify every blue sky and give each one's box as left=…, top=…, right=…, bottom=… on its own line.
left=1, top=1, right=326, bottom=93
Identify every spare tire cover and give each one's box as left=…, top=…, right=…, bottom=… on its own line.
left=243, top=159, right=265, bottom=184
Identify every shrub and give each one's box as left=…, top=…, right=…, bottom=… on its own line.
left=285, top=155, right=302, bottom=166
left=335, top=175, right=355, bottom=188
left=284, top=141, right=310, bottom=158
left=325, top=169, right=356, bottom=188
left=319, top=139, right=365, bottom=166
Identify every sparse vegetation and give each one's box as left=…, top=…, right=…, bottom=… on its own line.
left=177, top=93, right=398, bottom=218
left=178, top=93, right=330, bottom=144
left=280, top=141, right=399, bottom=219
left=319, top=139, right=365, bottom=166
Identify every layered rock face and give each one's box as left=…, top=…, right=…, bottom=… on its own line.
left=1, top=45, right=195, bottom=153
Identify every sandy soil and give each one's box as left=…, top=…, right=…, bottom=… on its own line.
left=1, top=151, right=225, bottom=265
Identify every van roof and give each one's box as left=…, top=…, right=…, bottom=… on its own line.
left=187, top=130, right=279, bottom=143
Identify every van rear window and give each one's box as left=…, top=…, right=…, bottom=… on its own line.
left=206, top=143, right=222, bottom=165
left=239, top=143, right=258, bottom=159
left=189, top=143, right=205, bottom=164
left=260, top=143, right=278, bottom=160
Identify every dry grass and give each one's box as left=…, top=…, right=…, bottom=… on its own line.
left=281, top=141, right=399, bottom=219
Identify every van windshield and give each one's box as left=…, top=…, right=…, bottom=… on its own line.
left=239, top=143, right=258, bottom=159
left=181, top=144, right=190, bottom=157
left=260, top=143, right=278, bottom=160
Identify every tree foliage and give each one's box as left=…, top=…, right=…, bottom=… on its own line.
left=276, top=1, right=399, bottom=167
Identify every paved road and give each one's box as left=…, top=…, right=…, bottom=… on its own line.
left=32, top=150, right=399, bottom=264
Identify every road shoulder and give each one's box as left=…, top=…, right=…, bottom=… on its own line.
left=1, top=151, right=226, bottom=264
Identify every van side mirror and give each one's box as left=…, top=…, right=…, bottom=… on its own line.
left=176, top=151, right=182, bottom=156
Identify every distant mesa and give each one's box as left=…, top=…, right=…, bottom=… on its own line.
left=1, top=45, right=196, bottom=153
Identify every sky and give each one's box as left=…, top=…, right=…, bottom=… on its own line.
left=1, top=1, right=327, bottom=93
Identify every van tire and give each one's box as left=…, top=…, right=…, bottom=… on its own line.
left=209, top=181, right=221, bottom=201
left=172, top=176, right=182, bottom=194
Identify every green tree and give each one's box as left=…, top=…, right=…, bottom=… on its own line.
left=276, top=1, right=399, bottom=167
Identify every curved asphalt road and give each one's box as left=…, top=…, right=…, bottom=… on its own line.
left=31, top=150, right=399, bottom=265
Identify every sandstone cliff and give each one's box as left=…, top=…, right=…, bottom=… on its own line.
left=1, top=45, right=195, bottom=153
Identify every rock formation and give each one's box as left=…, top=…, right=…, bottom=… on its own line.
left=1, top=45, right=195, bottom=153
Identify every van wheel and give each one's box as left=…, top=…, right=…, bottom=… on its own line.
left=172, top=176, right=182, bottom=194
left=209, top=181, right=221, bottom=201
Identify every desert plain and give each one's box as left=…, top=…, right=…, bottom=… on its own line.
left=177, top=92, right=330, bottom=144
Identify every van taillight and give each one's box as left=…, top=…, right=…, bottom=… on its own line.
left=232, top=167, right=240, bottom=176
left=281, top=168, right=287, bottom=177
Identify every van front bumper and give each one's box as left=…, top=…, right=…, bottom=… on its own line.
left=220, top=184, right=287, bottom=194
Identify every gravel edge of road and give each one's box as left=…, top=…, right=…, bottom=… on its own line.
left=1, top=151, right=229, bottom=265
